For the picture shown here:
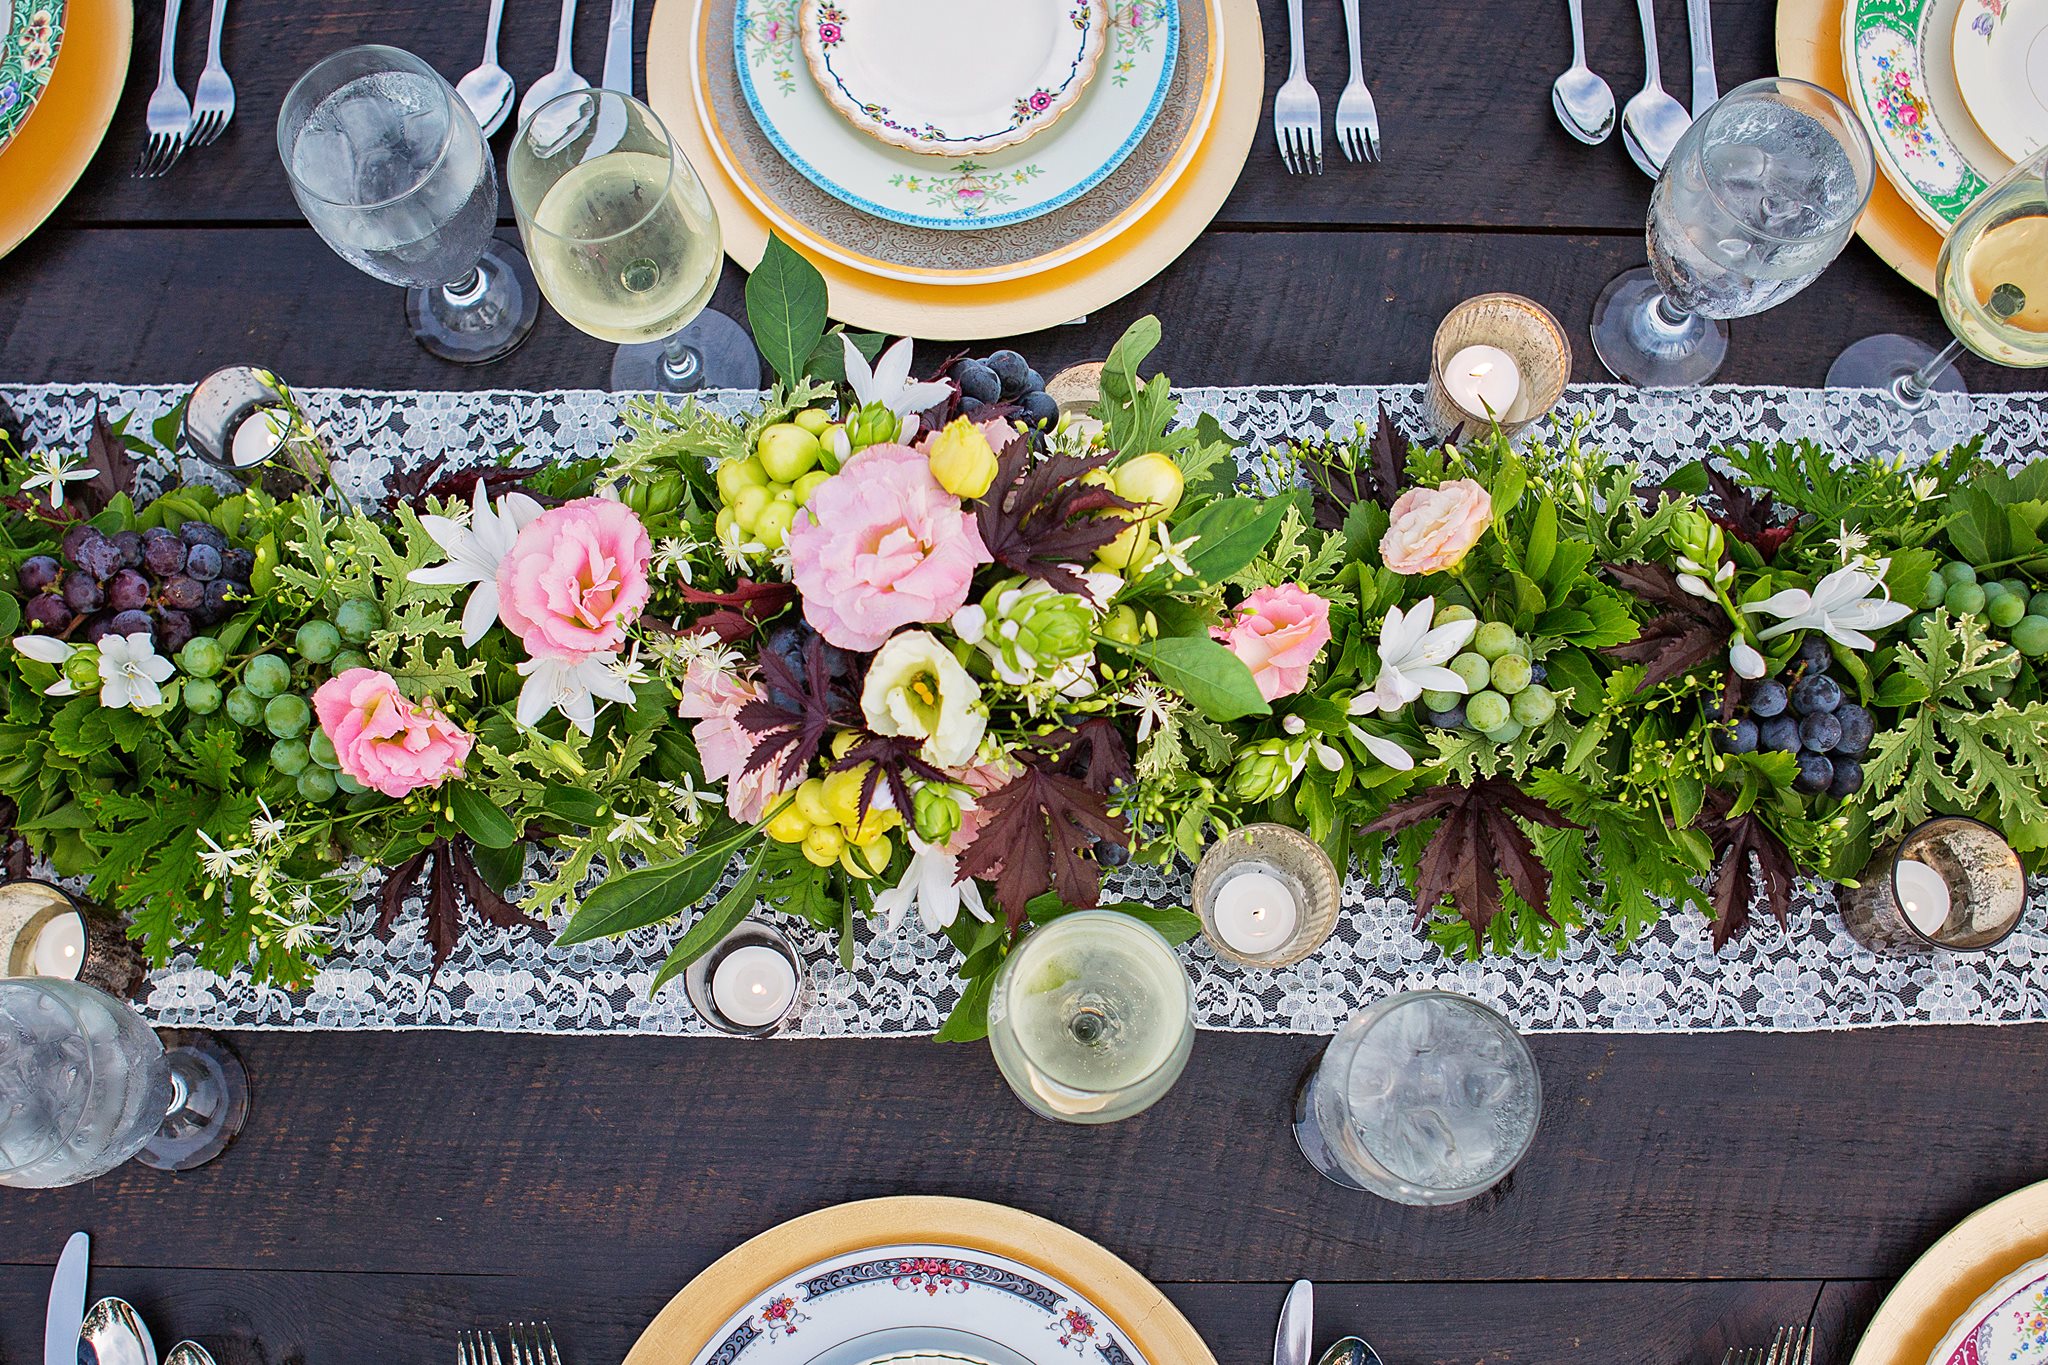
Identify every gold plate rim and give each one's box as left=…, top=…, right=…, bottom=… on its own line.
left=1847, top=1179, right=2048, bottom=1365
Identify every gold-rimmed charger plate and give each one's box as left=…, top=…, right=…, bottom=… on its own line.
left=0, top=0, right=130, bottom=260
left=647, top=0, right=1260, bottom=336
left=1778, top=0, right=1942, bottom=293
left=622, top=1196, right=1220, bottom=1365
left=1848, top=1179, right=2048, bottom=1365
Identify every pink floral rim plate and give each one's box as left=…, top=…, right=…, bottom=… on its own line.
left=1926, top=1254, right=2048, bottom=1365
left=799, top=0, right=1109, bottom=156
left=1950, top=0, right=2047, bottom=162
left=688, top=1244, right=1150, bottom=1365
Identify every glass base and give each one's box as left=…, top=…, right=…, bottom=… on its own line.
left=1826, top=333, right=1969, bottom=406
left=611, top=309, right=762, bottom=392
left=404, top=238, right=540, bottom=365
left=135, top=1031, right=248, bottom=1172
left=1589, top=266, right=1730, bottom=386
left=1292, top=1050, right=1371, bottom=1190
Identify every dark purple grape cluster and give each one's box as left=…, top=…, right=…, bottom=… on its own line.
left=1717, top=635, right=1872, bottom=798
left=16, top=520, right=252, bottom=654
left=948, top=350, right=1061, bottom=432
left=760, top=619, right=852, bottom=713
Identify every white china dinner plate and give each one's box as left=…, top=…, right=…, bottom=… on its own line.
left=799, top=0, right=1109, bottom=156
left=687, top=1243, right=1149, bottom=1365
left=1952, top=0, right=2048, bottom=162
left=1925, top=1254, right=2048, bottom=1365
left=733, top=0, right=1177, bottom=230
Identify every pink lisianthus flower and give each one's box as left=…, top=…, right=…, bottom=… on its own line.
left=311, top=668, right=475, bottom=799
left=1214, top=584, right=1333, bottom=701
left=785, top=444, right=992, bottom=651
left=677, top=659, right=778, bottom=822
left=496, top=497, right=653, bottom=660
left=1380, top=478, right=1493, bottom=575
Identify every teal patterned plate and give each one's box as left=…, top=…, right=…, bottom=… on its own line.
left=0, top=0, right=66, bottom=157
left=1842, top=0, right=2010, bottom=230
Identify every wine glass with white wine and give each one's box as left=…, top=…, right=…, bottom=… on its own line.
left=1829, top=147, right=2048, bottom=405
left=507, top=90, right=761, bottom=392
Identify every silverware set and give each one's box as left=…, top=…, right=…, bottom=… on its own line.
left=1724, top=1323, right=1819, bottom=1365
left=47, top=1233, right=216, bottom=1365
left=1273, top=0, right=1380, bottom=172
left=135, top=0, right=234, bottom=176
left=1552, top=0, right=1719, bottom=175
left=456, top=0, right=639, bottom=139
left=459, top=1322, right=566, bottom=1365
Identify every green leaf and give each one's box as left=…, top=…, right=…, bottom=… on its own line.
left=470, top=840, right=528, bottom=895
left=1112, top=634, right=1271, bottom=721
left=804, top=328, right=885, bottom=383
left=935, top=967, right=997, bottom=1043
left=450, top=783, right=521, bottom=849
left=541, top=783, right=608, bottom=827
left=1099, top=315, right=1162, bottom=405
left=1875, top=673, right=1931, bottom=707
left=1525, top=497, right=1559, bottom=582
left=647, top=847, right=767, bottom=995
left=745, top=233, right=829, bottom=387
left=1176, top=495, right=1294, bottom=584
left=556, top=821, right=759, bottom=944
left=0, top=592, right=16, bottom=639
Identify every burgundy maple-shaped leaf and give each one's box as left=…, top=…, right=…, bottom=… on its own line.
left=1600, top=561, right=1730, bottom=692
left=1031, top=716, right=1133, bottom=794
left=67, top=412, right=140, bottom=520
left=974, top=443, right=1139, bottom=596
left=1705, top=466, right=1797, bottom=561
left=377, top=838, right=540, bottom=973
left=1367, top=417, right=1411, bottom=510
left=829, top=731, right=949, bottom=825
left=1698, top=790, right=1797, bottom=947
left=676, top=578, right=798, bottom=643
left=737, top=635, right=855, bottom=786
left=383, top=458, right=546, bottom=515
left=1365, top=778, right=1578, bottom=936
left=956, top=763, right=1129, bottom=928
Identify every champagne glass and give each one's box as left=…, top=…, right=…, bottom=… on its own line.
left=1591, top=77, right=1875, bottom=386
left=279, top=45, right=539, bottom=365
left=0, top=977, right=248, bottom=1186
left=985, top=910, right=1195, bottom=1125
left=1828, top=147, right=2048, bottom=405
left=507, top=89, right=760, bottom=392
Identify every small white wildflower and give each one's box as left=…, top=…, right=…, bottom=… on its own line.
left=195, top=829, right=256, bottom=880
left=608, top=812, right=656, bottom=845
left=1121, top=682, right=1174, bottom=743
left=250, top=797, right=287, bottom=848
left=1153, top=526, right=1199, bottom=578
left=652, top=536, right=698, bottom=584
left=666, top=774, right=724, bottom=823
left=607, top=642, right=651, bottom=687
left=20, top=451, right=95, bottom=509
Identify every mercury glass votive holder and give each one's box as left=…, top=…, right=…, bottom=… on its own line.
left=1837, top=816, right=2026, bottom=955
left=1425, top=293, right=1572, bottom=441
left=682, top=920, right=807, bottom=1037
left=1192, top=823, right=1341, bottom=969
left=0, top=880, right=149, bottom=999
left=183, top=366, right=342, bottom=503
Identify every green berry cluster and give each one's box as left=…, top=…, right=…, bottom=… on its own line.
left=1913, top=561, right=2048, bottom=657
left=1418, top=606, right=1558, bottom=745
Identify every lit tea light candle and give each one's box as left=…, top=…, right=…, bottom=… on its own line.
left=1210, top=867, right=1301, bottom=955
left=1441, top=344, right=1522, bottom=419
left=0, top=881, right=86, bottom=981
left=231, top=406, right=290, bottom=469
left=1895, top=859, right=1954, bottom=937
left=710, top=944, right=797, bottom=1028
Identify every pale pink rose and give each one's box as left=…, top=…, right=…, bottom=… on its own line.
left=1213, top=584, right=1333, bottom=701
left=1380, top=478, right=1493, bottom=575
left=311, top=668, right=475, bottom=799
left=785, top=443, right=992, bottom=651
left=496, top=497, right=652, bottom=660
left=677, top=660, right=778, bottom=822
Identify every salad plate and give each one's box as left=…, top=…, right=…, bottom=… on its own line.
left=0, top=0, right=67, bottom=156
left=800, top=0, right=1108, bottom=156
left=1842, top=0, right=2013, bottom=230
left=1952, top=0, right=2047, bottom=161
left=1927, top=1255, right=2048, bottom=1365
left=732, top=0, right=1178, bottom=231
left=0, top=0, right=126, bottom=262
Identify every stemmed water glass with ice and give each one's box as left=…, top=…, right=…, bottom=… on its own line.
left=1590, top=77, right=1875, bottom=386
left=279, top=45, right=539, bottom=364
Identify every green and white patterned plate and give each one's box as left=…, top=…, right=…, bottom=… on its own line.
left=0, top=0, right=67, bottom=157
left=1843, top=0, right=2011, bottom=230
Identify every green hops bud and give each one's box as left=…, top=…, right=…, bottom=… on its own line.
left=953, top=576, right=1097, bottom=683
left=62, top=650, right=101, bottom=691
left=913, top=785, right=964, bottom=845
left=1228, top=738, right=1306, bottom=803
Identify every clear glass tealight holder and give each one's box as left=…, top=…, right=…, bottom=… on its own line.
left=1837, top=816, right=2025, bottom=955
left=1425, top=293, right=1572, bottom=442
left=1193, top=823, right=1341, bottom=969
left=183, top=366, right=343, bottom=504
left=682, top=920, right=807, bottom=1037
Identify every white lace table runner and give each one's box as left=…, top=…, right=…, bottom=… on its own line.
left=6, top=379, right=2047, bottom=1037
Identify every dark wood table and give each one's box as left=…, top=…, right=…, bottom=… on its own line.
left=2, top=0, right=2044, bottom=1361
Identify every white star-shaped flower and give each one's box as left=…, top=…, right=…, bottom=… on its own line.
left=250, top=797, right=287, bottom=848
left=844, top=335, right=952, bottom=441
left=1153, top=526, right=1199, bottom=578
left=652, top=536, right=698, bottom=584
left=13, top=634, right=81, bottom=696
left=665, top=775, right=723, bottom=823
left=408, top=478, right=546, bottom=647
left=873, top=833, right=990, bottom=935
left=96, top=632, right=174, bottom=709
left=1742, top=558, right=1915, bottom=651
left=1121, top=682, right=1175, bottom=743
left=195, top=829, right=256, bottom=880
left=608, top=812, right=656, bottom=845
left=21, top=451, right=95, bottom=509
left=515, top=652, right=639, bottom=734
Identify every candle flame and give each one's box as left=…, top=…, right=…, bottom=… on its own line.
left=1468, top=362, right=1494, bottom=378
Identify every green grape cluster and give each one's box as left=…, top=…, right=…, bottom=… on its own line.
left=713, top=410, right=839, bottom=552
left=1417, top=607, right=1558, bottom=745
left=1913, top=561, right=2048, bottom=658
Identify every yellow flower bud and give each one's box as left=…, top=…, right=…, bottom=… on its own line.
left=925, top=416, right=999, bottom=499
left=1112, top=452, right=1185, bottom=520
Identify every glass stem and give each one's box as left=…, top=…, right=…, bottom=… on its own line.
left=440, top=263, right=488, bottom=310
left=1650, top=293, right=1694, bottom=331
left=1894, top=337, right=1967, bottom=406
left=660, top=331, right=706, bottom=391
left=161, top=1063, right=191, bottom=1123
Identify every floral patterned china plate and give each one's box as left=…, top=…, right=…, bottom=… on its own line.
left=1843, top=0, right=2013, bottom=230
left=734, top=0, right=1178, bottom=231
left=0, top=0, right=67, bottom=157
left=1926, top=1255, right=2048, bottom=1365
left=800, top=0, right=1108, bottom=156
left=688, top=1245, right=1149, bottom=1365
left=1952, top=0, right=2048, bottom=161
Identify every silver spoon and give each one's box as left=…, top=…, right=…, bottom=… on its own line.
left=1553, top=0, right=1616, bottom=142
left=455, top=0, right=516, bottom=137
left=1620, top=0, right=1693, bottom=175
left=1318, top=1339, right=1387, bottom=1365
left=164, top=1344, right=218, bottom=1365
left=519, top=0, right=592, bottom=132
left=79, top=1298, right=157, bottom=1365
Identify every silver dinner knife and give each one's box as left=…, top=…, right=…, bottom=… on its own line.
left=1276, top=1280, right=1314, bottom=1365
left=1685, top=0, right=1719, bottom=116
left=602, top=0, right=636, bottom=93
left=45, top=1231, right=88, bottom=1365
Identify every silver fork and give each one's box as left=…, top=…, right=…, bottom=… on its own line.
left=1272, top=0, right=1321, bottom=172
left=135, top=0, right=192, bottom=176
left=1723, top=1323, right=1815, bottom=1365
left=506, top=1322, right=563, bottom=1365
left=1335, top=0, right=1380, bottom=161
left=188, top=0, right=235, bottom=147
left=458, top=1329, right=504, bottom=1365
